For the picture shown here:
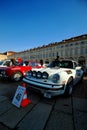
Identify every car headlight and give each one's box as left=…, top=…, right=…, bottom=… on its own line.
left=37, top=71, right=42, bottom=78
left=52, top=74, right=60, bottom=83
left=26, top=70, right=33, bottom=77
left=42, top=72, right=49, bottom=79
left=1, top=70, right=6, bottom=75
left=32, top=71, right=37, bottom=77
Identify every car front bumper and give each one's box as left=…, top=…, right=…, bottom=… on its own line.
left=0, top=74, right=9, bottom=80
left=23, top=77, right=65, bottom=98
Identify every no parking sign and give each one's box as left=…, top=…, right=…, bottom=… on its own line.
left=12, top=85, right=26, bottom=108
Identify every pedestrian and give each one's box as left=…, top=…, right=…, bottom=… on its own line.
left=10, top=58, right=17, bottom=66
left=18, top=57, right=24, bottom=66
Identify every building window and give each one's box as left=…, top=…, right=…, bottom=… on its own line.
left=70, top=43, right=73, bottom=46
left=46, top=53, right=48, bottom=58
left=80, top=41, right=84, bottom=44
left=80, top=47, right=84, bottom=55
left=61, top=45, right=63, bottom=48
left=52, top=53, right=54, bottom=57
left=75, top=48, right=78, bottom=55
left=49, top=53, right=52, bottom=57
left=75, top=42, right=78, bottom=45
left=57, top=45, right=61, bottom=48
left=65, top=44, right=69, bottom=47
left=85, top=47, right=87, bottom=53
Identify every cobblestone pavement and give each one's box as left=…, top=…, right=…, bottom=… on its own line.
left=0, top=74, right=87, bottom=130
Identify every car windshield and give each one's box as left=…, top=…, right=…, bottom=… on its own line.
left=28, top=62, right=41, bottom=67
left=0, top=60, right=11, bottom=66
left=3, top=61, right=11, bottom=66
left=28, top=62, right=36, bottom=67
left=47, top=60, right=73, bottom=69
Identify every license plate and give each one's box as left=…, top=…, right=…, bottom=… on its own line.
left=44, top=93, right=52, bottom=98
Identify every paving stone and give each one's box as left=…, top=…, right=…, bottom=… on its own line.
left=0, top=96, right=9, bottom=102
left=74, top=111, right=87, bottom=130
left=0, top=87, right=8, bottom=95
left=0, top=103, right=34, bottom=129
left=17, top=102, right=52, bottom=130
left=54, top=97, right=72, bottom=114
left=73, top=97, right=87, bottom=130
left=73, top=97, right=87, bottom=112
left=0, top=123, right=10, bottom=130
left=45, top=109, right=73, bottom=130
left=27, top=91, right=41, bottom=104
left=0, top=81, right=87, bottom=130
left=0, top=100, right=12, bottom=115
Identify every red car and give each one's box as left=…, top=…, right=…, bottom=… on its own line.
left=0, top=60, right=44, bottom=81
left=0, top=63, right=32, bottom=82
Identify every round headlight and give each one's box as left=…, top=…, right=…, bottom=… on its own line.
left=32, top=71, right=37, bottom=77
left=52, top=74, right=60, bottom=83
left=1, top=70, right=6, bottom=75
left=42, top=72, right=49, bottom=79
left=26, top=70, right=33, bottom=77
left=37, top=71, right=42, bottom=78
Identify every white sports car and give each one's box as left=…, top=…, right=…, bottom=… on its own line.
left=23, top=59, right=84, bottom=98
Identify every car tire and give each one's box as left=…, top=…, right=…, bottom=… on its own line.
left=11, top=71, right=23, bottom=81
left=64, top=77, right=73, bottom=97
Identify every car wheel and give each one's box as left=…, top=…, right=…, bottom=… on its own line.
left=64, top=78, right=73, bottom=96
left=11, top=71, right=23, bottom=81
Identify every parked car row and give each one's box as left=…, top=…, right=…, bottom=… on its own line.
left=0, top=58, right=85, bottom=98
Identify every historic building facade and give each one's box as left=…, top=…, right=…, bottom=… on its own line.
left=0, top=53, right=7, bottom=60
left=0, top=51, right=16, bottom=61
left=8, top=34, right=87, bottom=66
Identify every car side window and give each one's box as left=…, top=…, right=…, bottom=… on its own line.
left=67, top=62, right=73, bottom=69
left=61, top=61, right=73, bottom=69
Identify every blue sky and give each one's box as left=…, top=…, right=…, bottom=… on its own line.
left=0, top=0, right=87, bottom=53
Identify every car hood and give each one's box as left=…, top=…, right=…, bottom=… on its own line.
left=0, top=67, right=10, bottom=70
left=32, top=67, right=73, bottom=75
left=0, top=66, right=19, bottom=70
left=38, top=67, right=66, bottom=75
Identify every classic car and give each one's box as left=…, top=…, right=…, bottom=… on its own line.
left=0, top=59, right=45, bottom=82
left=0, top=60, right=32, bottom=81
left=23, top=59, right=84, bottom=98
